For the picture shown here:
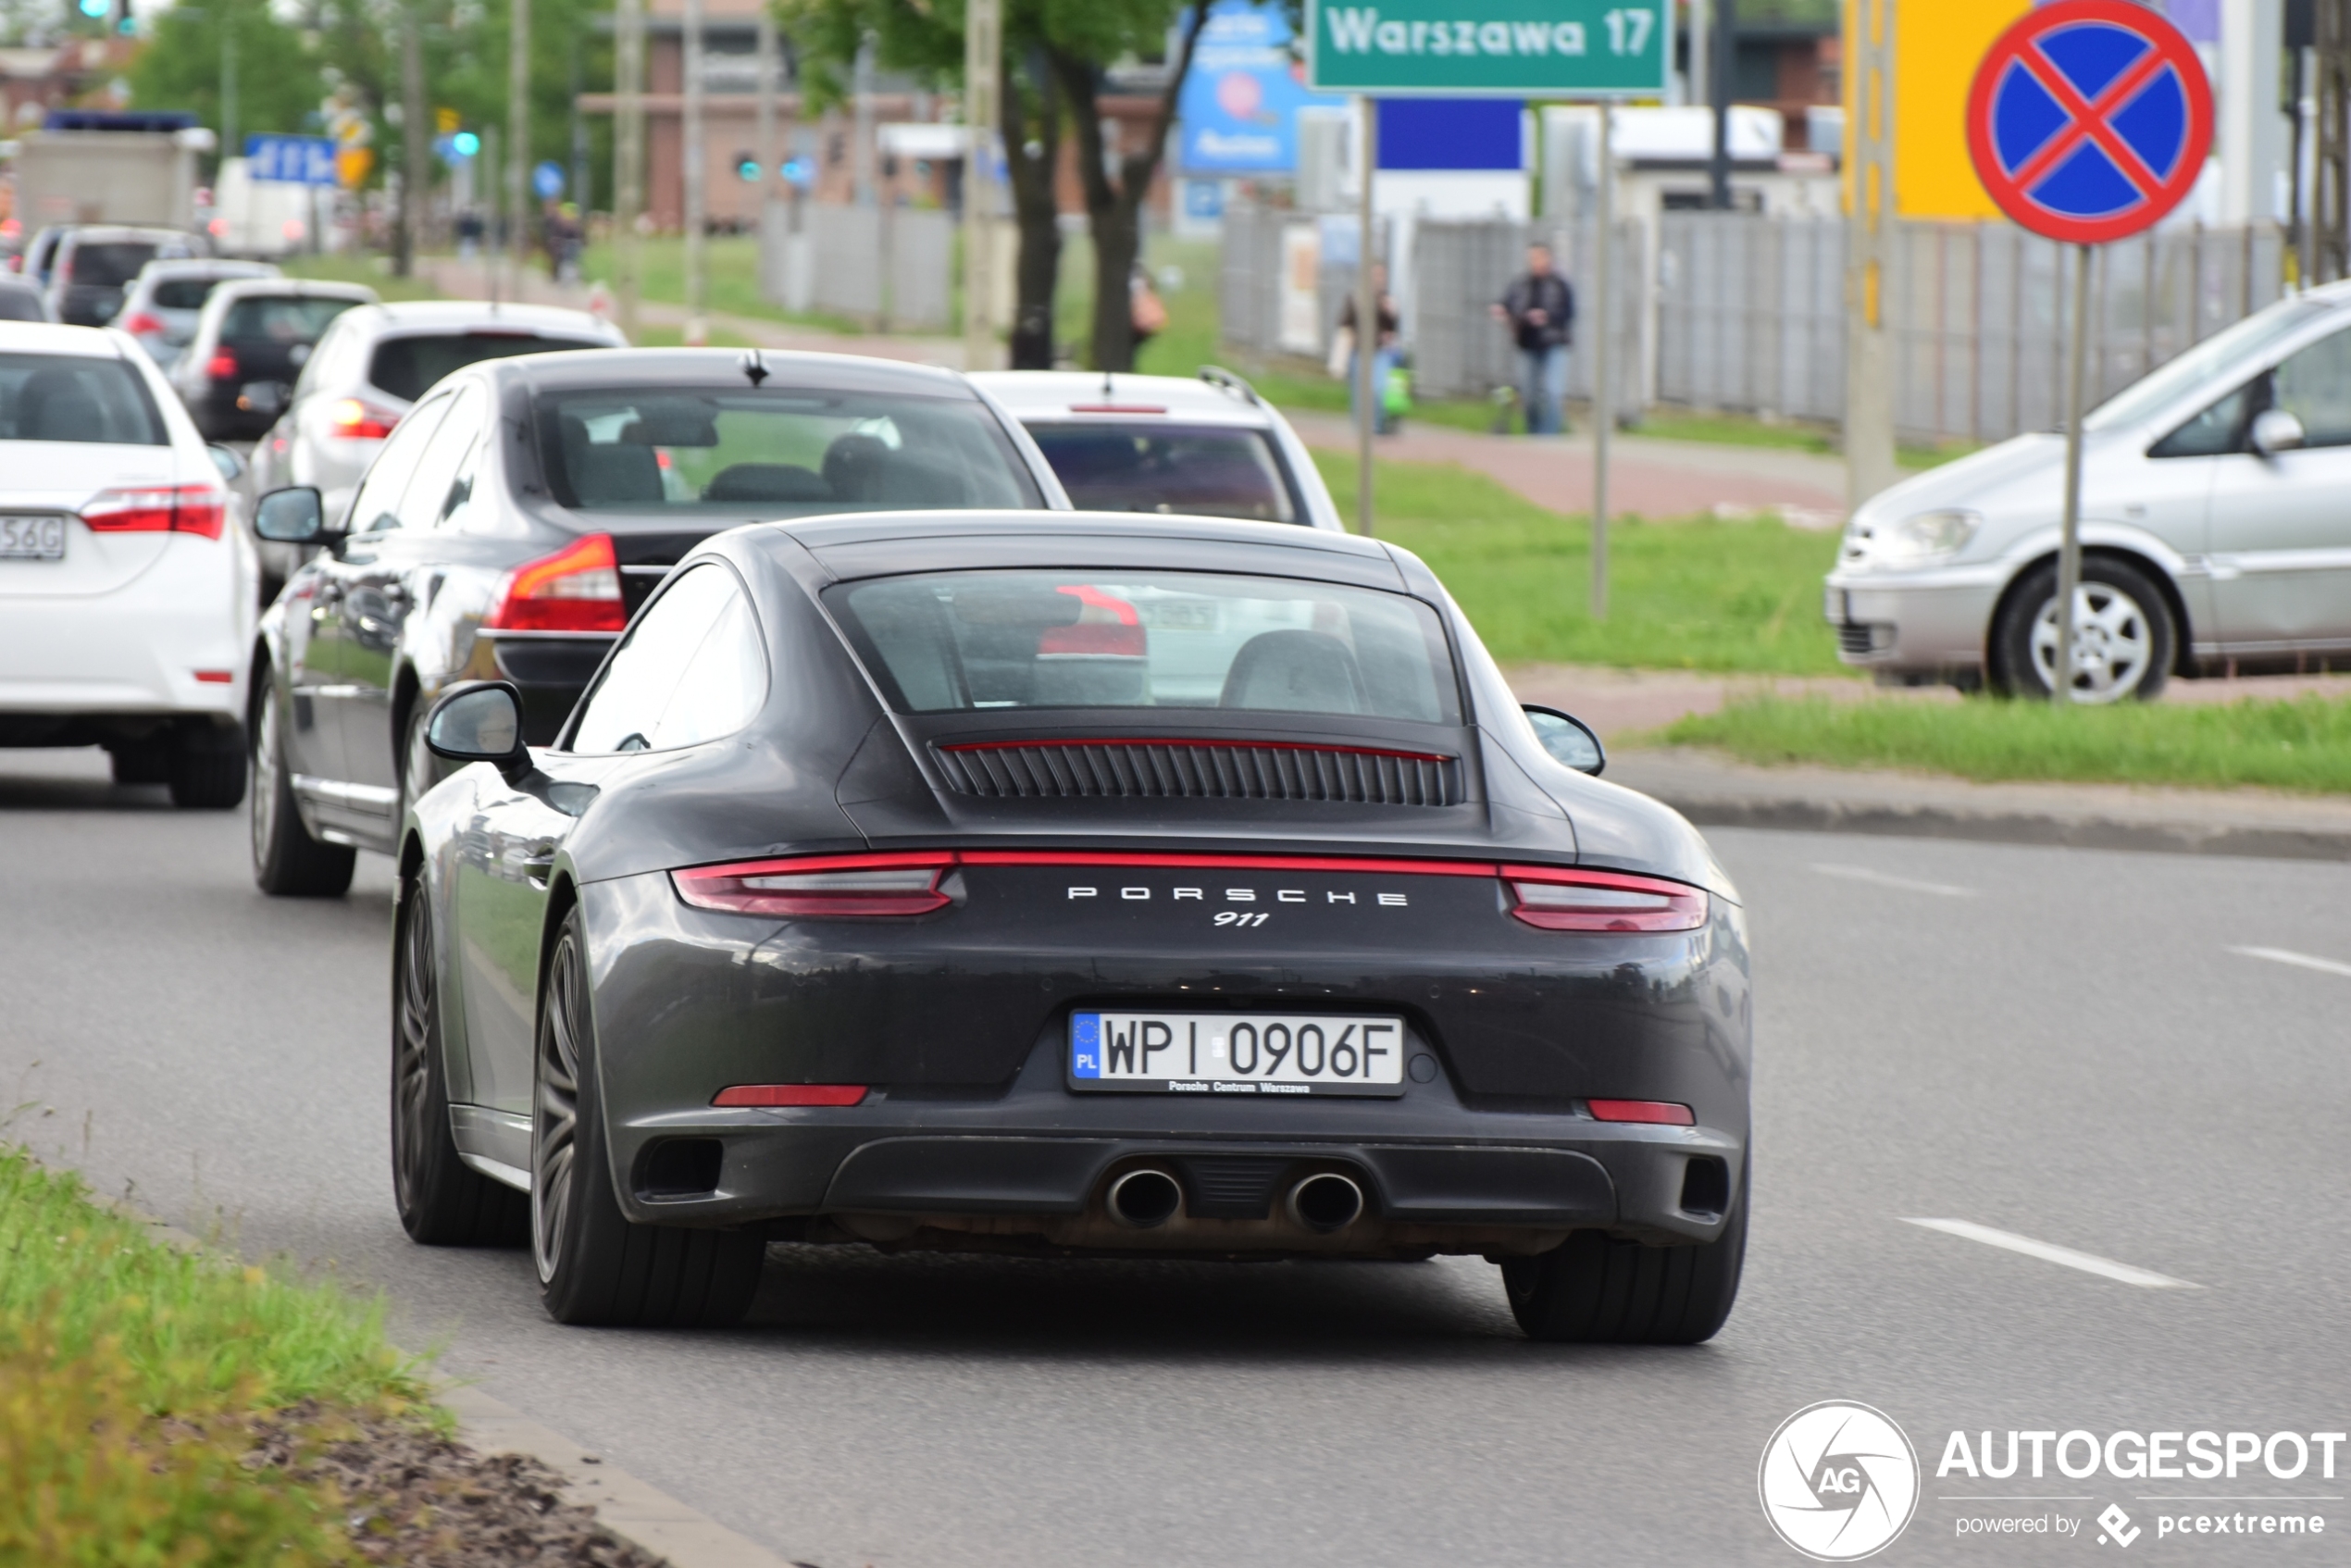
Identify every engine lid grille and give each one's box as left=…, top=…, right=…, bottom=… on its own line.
left=933, top=738, right=1462, bottom=807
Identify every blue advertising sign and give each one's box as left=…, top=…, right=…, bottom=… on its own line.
left=1177, top=0, right=1345, bottom=174
left=244, top=134, right=339, bottom=186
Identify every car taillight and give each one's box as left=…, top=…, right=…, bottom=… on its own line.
left=329, top=397, right=399, bottom=440
left=481, top=532, right=626, bottom=633
left=1501, top=866, right=1708, bottom=933
left=1588, top=1099, right=1696, bottom=1126
left=672, top=852, right=956, bottom=918
left=205, top=352, right=238, bottom=380
left=119, top=311, right=165, bottom=337
left=81, top=484, right=227, bottom=541
left=711, top=1084, right=868, bottom=1107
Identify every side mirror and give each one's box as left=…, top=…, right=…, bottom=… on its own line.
left=1523, top=704, right=1606, bottom=777
left=2250, top=407, right=2306, bottom=457
left=425, top=681, right=532, bottom=780
left=252, top=486, right=330, bottom=544
left=206, top=442, right=245, bottom=482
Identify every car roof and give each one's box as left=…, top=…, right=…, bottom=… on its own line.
left=208, top=278, right=379, bottom=304
left=338, top=299, right=621, bottom=336
left=138, top=257, right=275, bottom=278
left=57, top=227, right=196, bottom=248
left=968, top=369, right=1275, bottom=425
left=0, top=321, right=130, bottom=356
left=491, top=345, right=976, bottom=396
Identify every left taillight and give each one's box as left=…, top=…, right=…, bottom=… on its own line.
left=481, top=532, right=626, bottom=633
left=119, top=311, right=166, bottom=337
left=672, top=852, right=956, bottom=918
left=80, top=484, right=227, bottom=541
left=1502, top=866, right=1708, bottom=933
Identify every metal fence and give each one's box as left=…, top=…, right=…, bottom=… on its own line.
left=762, top=202, right=953, bottom=331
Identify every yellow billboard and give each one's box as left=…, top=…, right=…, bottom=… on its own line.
left=1847, top=0, right=2035, bottom=220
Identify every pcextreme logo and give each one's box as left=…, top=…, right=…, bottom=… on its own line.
left=1760, top=1401, right=1922, bottom=1562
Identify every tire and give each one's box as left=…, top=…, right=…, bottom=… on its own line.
left=168, top=722, right=248, bottom=809
left=1991, top=556, right=2173, bottom=703
left=108, top=740, right=172, bottom=787
left=392, top=875, right=529, bottom=1246
left=250, top=684, right=355, bottom=897
left=1500, top=1178, right=1748, bottom=1345
left=532, top=911, right=765, bottom=1327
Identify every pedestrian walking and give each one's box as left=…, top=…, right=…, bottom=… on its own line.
left=1493, top=242, right=1574, bottom=435
left=1337, top=263, right=1403, bottom=435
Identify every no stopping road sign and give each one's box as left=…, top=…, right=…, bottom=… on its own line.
left=1965, top=0, right=2212, bottom=244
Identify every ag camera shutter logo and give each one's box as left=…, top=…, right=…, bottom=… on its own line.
left=1759, top=1401, right=1921, bottom=1561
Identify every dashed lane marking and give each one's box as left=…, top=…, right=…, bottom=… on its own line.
left=1901, top=1217, right=2200, bottom=1289
left=2229, top=945, right=2351, bottom=980
left=1812, top=864, right=1977, bottom=898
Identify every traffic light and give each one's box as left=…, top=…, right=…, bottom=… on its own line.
left=736, top=151, right=761, bottom=182
left=451, top=131, right=480, bottom=158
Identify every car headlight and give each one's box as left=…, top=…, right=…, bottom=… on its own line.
left=1868, top=508, right=1981, bottom=566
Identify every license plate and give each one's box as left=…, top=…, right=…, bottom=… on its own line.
left=1070, top=1011, right=1407, bottom=1097
left=0, top=515, right=65, bottom=561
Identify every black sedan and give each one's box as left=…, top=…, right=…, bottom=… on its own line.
left=392, top=512, right=1752, bottom=1341
left=247, top=348, right=1064, bottom=898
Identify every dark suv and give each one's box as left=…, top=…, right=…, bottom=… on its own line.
left=245, top=347, right=1069, bottom=895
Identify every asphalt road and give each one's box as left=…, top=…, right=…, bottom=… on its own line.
left=5, top=748, right=2347, bottom=1566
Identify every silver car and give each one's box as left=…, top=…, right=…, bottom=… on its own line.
left=111, top=257, right=282, bottom=371
left=1828, top=280, right=2351, bottom=701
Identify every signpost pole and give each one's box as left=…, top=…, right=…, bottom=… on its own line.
left=1354, top=93, right=1378, bottom=538
left=615, top=0, right=643, bottom=342
left=2053, top=241, right=2090, bottom=705
left=1591, top=99, right=1612, bottom=621
left=963, top=0, right=1001, bottom=373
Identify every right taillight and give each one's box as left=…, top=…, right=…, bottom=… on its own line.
left=118, top=311, right=166, bottom=337
left=482, top=532, right=626, bottom=633
left=1502, top=866, right=1708, bottom=933
left=672, top=852, right=956, bottom=918
left=328, top=397, right=400, bottom=440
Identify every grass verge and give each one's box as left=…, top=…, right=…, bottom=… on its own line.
left=0, top=1145, right=427, bottom=1563
left=1661, top=692, right=2351, bottom=793
left=1314, top=452, right=1848, bottom=675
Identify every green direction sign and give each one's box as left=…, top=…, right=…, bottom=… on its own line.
left=1304, top=0, right=1669, bottom=96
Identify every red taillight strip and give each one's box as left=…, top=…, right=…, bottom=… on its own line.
left=1501, top=865, right=1709, bottom=933
left=1588, top=1099, right=1696, bottom=1126
left=939, top=736, right=1454, bottom=765
left=955, top=850, right=1499, bottom=876
left=714, top=1084, right=868, bottom=1108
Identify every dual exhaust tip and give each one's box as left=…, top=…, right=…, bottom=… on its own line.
left=1105, top=1167, right=1364, bottom=1234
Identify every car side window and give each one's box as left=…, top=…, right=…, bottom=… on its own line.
left=293, top=318, right=341, bottom=400
left=395, top=384, right=486, bottom=530
left=2268, top=327, right=2351, bottom=448
left=343, top=396, right=451, bottom=533
left=567, top=565, right=767, bottom=754
left=2149, top=382, right=2254, bottom=459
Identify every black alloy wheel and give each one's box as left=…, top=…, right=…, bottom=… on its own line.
left=1500, top=1170, right=1748, bottom=1344
left=392, top=876, right=529, bottom=1245
left=250, top=681, right=355, bottom=896
left=532, top=911, right=765, bottom=1327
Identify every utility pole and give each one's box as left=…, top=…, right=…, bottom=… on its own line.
left=615, top=0, right=643, bottom=339
left=1353, top=95, right=1377, bottom=537
left=1844, top=0, right=1897, bottom=507
left=508, top=0, right=531, bottom=292
left=1708, top=0, right=1733, bottom=206
left=484, top=122, right=503, bottom=305
left=219, top=18, right=236, bottom=173
left=683, top=0, right=707, bottom=344
left=397, top=0, right=426, bottom=277
left=853, top=35, right=876, bottom=207
left=756, top=5, right=779, bottom=219
left=569, top=37, right=588, bottom=229
left=2318, top=0, right=2351, bottom=283
left=962, top=0, right=1001, bottom=371
left=1591, top=100, right=1613, bottom=619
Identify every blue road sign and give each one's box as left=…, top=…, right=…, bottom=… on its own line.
left=245, top=134, right=340, bottom=187
left=532, top=160, right=566, bottom=201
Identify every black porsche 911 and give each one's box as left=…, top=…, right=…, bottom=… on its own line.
left=394, top=511, right=1751, bottom=1341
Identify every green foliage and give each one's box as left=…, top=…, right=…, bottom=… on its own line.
left=1315, top=453, right=1850, bottom=674
left=1661, top=692, right=2351, bottom=792
left=420, top=0, right=616, bottom=209
left=780, top=0, right=1188, bottom=105
left=127, top=0, right=326, bottom=143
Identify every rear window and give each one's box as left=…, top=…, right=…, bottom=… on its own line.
left=0, top=288, right=44, bottom=323
left=369, top=332, right=601, bottom=402
left=222, top=295, right=359, bottom=343
left=1026, top=422, right=1300, bottom=523
left=537, top=387, right=1042, bottom=514
left=0, top=353, right=167, bottom=444
left=67, top=243, right=160, bottom=288
left=830, top=569, right=1460, bottom=722
left=153, top=278, right=225, bottom=310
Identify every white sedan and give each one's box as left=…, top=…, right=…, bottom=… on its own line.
left=0, top=322, right=256, bottom=805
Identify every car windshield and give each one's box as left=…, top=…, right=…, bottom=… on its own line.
left=0, top=353, right=167, bottom=444
left=1024, top=422, right=1300, bottom=522
left=222, top=295, right=358, bottom=342
left=370, top=332, right=600, bottom=402
left=68, top=243, right=160, bottom=288
left=830, top=569, right=1460, bottom=721
left=537, top=387, right=1043, bottom=514
left=2084, top=299, right=2331, bottom=433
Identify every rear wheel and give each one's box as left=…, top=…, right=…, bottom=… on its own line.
left=107, top=738, right=171, bottom=787
left=392, top=876, right=528, bottom=1245
left=250, top=685, right=355, bottom=896
left=1500, top=1180, right=1747, bottom=1345
left=1991, top=557, right=2173, bottom=703
left=168, top=721, right=246, bottom=810
left=532, top=911, right=765, bottom=1327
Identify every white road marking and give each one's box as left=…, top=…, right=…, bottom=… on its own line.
left=1812, top=863, right=1976, bottom=898
left=2229, top=945, right=2351, bottom=980
left=1901, top=1218, right=2200, bottom=1289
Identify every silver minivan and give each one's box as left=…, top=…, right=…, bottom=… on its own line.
left=1827, top=281, right=2351, bottom=701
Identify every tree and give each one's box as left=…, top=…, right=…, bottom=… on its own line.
left=127, top=0, right=327, bottom=149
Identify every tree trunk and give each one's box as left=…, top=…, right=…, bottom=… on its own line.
left=1001, top=51, right=1060, bottom=370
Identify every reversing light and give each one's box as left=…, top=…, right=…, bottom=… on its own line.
left=329, top=397, right=400, bottom=440
left=81, top=484, right=227, bottom=541
left=481, top=532, right=626, bottom=633
left=712, top=1084, right=868, bottom=1107
left=1588, top=1099, right=1696, bottom=1126
left=673, top=852, right=955, bottom=918
left=1501, top=865, right=1708, bottom=932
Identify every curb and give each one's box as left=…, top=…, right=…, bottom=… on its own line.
left=1646, top=790, right=2351, bottom=861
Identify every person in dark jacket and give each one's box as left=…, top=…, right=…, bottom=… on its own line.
left=1492, top=242, right=1575, bottom=435
left=1337, top=263, right=1403, bottom=434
